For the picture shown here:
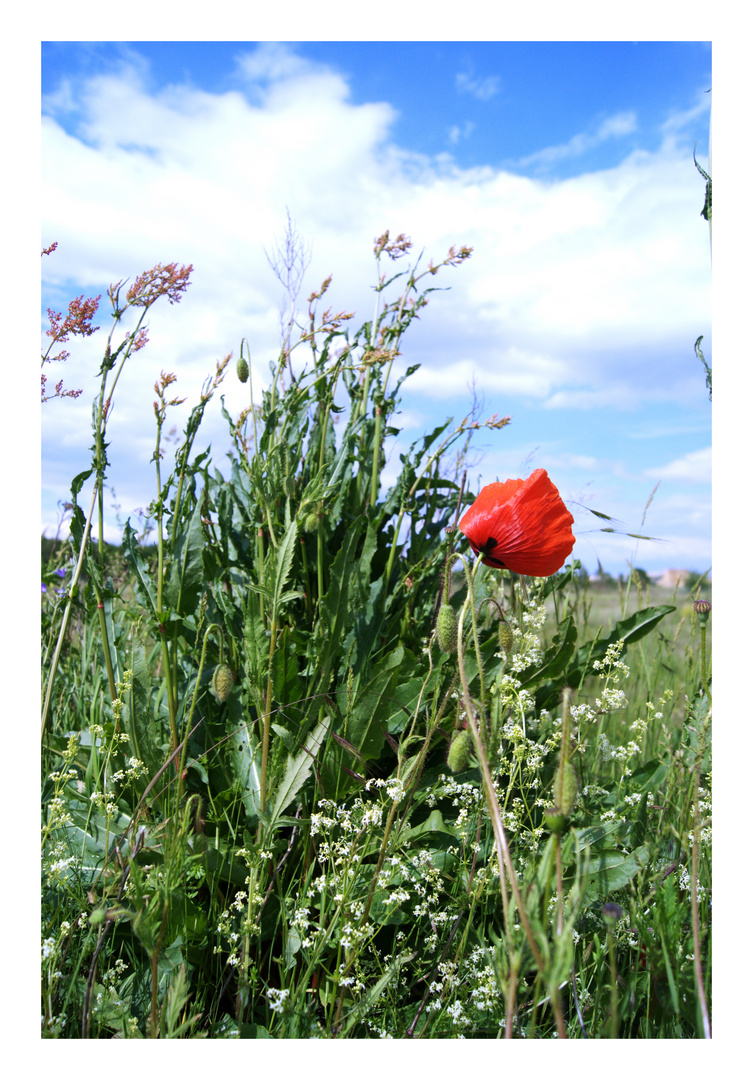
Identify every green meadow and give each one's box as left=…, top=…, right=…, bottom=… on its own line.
left=41, top=234, right=711, bottom=1039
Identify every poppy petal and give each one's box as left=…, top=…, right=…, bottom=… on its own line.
left=459, top=468, right=575, bottom=577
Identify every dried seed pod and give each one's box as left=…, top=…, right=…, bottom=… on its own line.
left=212, top=664, right=236, bottom=702
left=436, top=603, right=458, bottom=653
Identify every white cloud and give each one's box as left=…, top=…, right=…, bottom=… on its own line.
left=512, top=110, right=637, bottom=169
left=41, top=44, right=711, bottom=568
left=448, top=120, right=474, bottom=145
left=455, top=72, right=500, bottom=101
left=644, top=447, right=711, bottom=483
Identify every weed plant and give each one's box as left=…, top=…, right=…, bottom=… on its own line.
left=41, top=232, right=711, bottom=1039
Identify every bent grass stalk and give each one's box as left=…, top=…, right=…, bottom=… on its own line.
left=454, top=563, right=549, bottom=992
left=41, top=482, right=98, bottom=738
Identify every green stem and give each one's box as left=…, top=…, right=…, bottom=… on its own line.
left=607, top=928, right=619, bottom=1038
left=455, top=561, right=545, bottom=977
left=42, top=483, right=98, bottom=738
left=260, top=610, right=278, bottom=813
left=699, top=624, right=711, bottom=705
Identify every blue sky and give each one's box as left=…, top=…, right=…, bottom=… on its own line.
left=41, top=40, right=712, bottom=576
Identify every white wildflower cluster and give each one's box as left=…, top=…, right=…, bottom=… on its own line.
left=109, top=757, right=148, bottom=787
left=678, top=863, right=708, bottom=901
left=598, top=733, right=641, bottom=765
left=214, top=883, right=261, bottom=965
left=339, top=917, right=369, bottom=952
left=89, top=789, right=120, bottom=818
left=42, top=839, right=80, bottom=886
left=365, top=777, right=406, bottom=802
left=571, top=703, right=597, bottom=728
left=310, top=794, right=388, bottom=864
left=44, top=796, right=73, bottom=831
left=593, top=640, right=629, bottom=675
left=101, top=958, right=128, bottom=986
left=593, top=641, right=629, bottom=713
left=582, top=784, right=609, bottom=799
left=267, top=987, right=290, bottom=1014
left=434, top=775, right=485, bottom=843
left=596, top=686, right=628, bottom=712
left=463, top=945, right=504, bottom=1017
left=506, top=603, right=547, bottom=673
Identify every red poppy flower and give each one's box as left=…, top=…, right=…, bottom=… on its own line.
left=458, top=468, right=575, bottom=577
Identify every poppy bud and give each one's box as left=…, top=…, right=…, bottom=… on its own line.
left=447, top=729, right=471, bottom=773
left=302, top=507, right=321, bottom=533
left=237, top=356, right=249, bottom=383
left=543, top=808, right=568, bottom=834
left=552, top=760, right=578, bottom=819
left=436, top=603, right=458, bottom=653
left=212, top=664, right=235, bottom=702
left=498, top=620, right=514, bottom=654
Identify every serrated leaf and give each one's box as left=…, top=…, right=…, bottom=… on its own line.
left=268, top=716, right=330, bottom=828
left=227, top=720, right=262, bottom=824
left=165, top=496, right=205, bottom=617
left=122, top=519, right=159, bottom=618
left=271, top=518, right=298, bottom=614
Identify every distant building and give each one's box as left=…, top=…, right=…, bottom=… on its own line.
left=654, top=569, right=691, bottom=589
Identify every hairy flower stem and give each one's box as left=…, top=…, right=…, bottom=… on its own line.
left=690, top=707, right=712, bottom=1038
left=456, top=566, right=538, bottom=957
left=461, top=558, right=488, bottom=735
left=699, top=623, right=711, bottom=705
left=153, top=402, right=179, bottom=751
left=259, top=612, right=278, bottom=815
left=176, top=625, right=222, bottom=804
left=455, top=561, right=569, bottom=1037
left=41, top=483, right=98, bottom=738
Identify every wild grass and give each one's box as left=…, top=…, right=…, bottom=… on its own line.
left=41, top=232, right=711, bottom=1039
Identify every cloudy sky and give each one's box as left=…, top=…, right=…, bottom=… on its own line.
left=41, top=39, right=712, bottom=576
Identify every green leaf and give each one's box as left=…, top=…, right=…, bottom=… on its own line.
left=582, top=843, right=650, bottom=902
left=314, top=520, right=365, bottom=692
left=227, top=719, right=263, bottom=825
left=402, top=809, right=455, bottom=840
left=165, top=496, right=205, bottom=617
left=124, top=640, right=165, bottom=782
left=269, top=715, right=330, bottom=827
left=122, top=519, right=159, bottom=618
left=271, top=518, right=299, bottom=616
left=339, top=951, right=417, bottom=1037
left=605, top=605, right=676, bottom=648
left=341, top=645, right=405, bottom=759
left=519, top=616, right=578, bottom=687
